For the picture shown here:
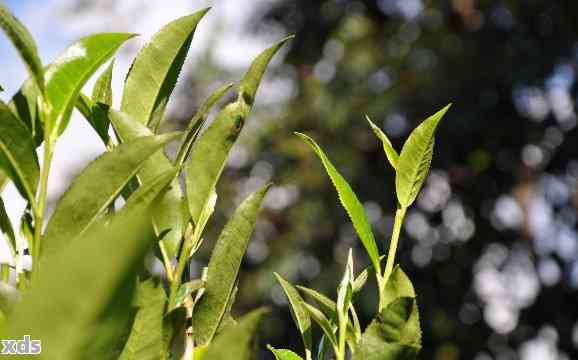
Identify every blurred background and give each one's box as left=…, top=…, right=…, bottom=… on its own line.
left=2, top=0, right=578, bottom=359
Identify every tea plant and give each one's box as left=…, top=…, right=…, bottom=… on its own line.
left=0, top=2, right=451, bottom=359
left=271, top=107, right=450, bottom=360
left=0, top=4, right=292, bottom=359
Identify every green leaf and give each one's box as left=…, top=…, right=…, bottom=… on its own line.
left=366, top=115, right=399, bottom=171
left=198, top=308, right=268, bottom=360
left=303, top=302, right=337, bottom=348
left=185, top=38, right=291, bottom=225
left=77, top=93, right=110, bottom=144
left=121, top=9, right=209, bottom=128
left=395, top=105, right=451, bottom=208
left=119, top=279, right=167, bottom=360
left=237, top=35, right=293, bottom=107
left=192, top=184, right=270, bottom=345
left=175, top=82, right=233, bottom=168
left=355, top=266, right=421, bottom=360
left=185, top=101, right=246, bottom=226
left=353, top=298, right=421, bottom=360
left=93, top=60, right=114, bottom=106
left=274, top=273, right=312, bottom=357
left=0, top=197, right=16, bottom=257
left=380, top=266, right=416, bottom=308
left=0, top=3, right=44, bottom=92
left=45, top=32, right=134, bottom=138
left=0, top=100, right=39, bottom=204
left=268, top=346, right=304, bottom=360
left=9, top=78, right=43, bottom=146
left=109, top=110, right=187, bottom=259
left=84, top=60, right=115, bottom=143
left=42, top=132, right=180, bottom=256
left=296, top=132, right=381, bottom=275
left=2, top=170, right=173, bottom=360
left=297, top=286, right=336, bottom=316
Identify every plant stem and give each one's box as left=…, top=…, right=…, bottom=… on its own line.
left=168, top=225, right=199, bottom=309
left=380, top=206, right=407, bottom=310
left=31, top=138, right=54, bottom=277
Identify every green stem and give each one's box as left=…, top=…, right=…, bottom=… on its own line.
left=380, top=206, right=407, bottom=310
left=31, top=138, right=54, bottom=278
left=168, top=225, right=200, bottom=309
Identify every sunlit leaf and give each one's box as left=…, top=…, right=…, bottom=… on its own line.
left=172, top=279, right=204, bottom=310
left=366, top=115, right=399, bottom=171
left=121, top=9, right=209, bottom=128
left=0, top=100, right=39, bottom=204
left=185, top=37, right=290, bottom=226
left=395, top=105, right=451, bottom=208
left=237, top=35, right=293, bottom=107
left=110, top=110, right=187, bottom=259
left=42, top=132, right=180, bottom=256
left=192, top=184, right=270, bottom=345
left=274, top=273, right=312, bottom=357
left=45, top=32, right=134, bottom=138
left=296, top=132, right=381, bottom=275
left=0, top=3, right=44, bottom=92
left=198, top=308, right=268, bottom=360
left=119, top=279, right=167, bottom=360
left=268, top=345, right=304, bottom=360
left=175, top=82, right=233, bottom=168
left=3, top=170, right=174, bottom=360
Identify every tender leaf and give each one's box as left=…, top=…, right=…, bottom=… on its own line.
left=93, top=60, right=114, bottom=106
left=353, top=298, right=421, bottom=360
left=0, top=197, right=16, bottom=256
left=303, top=302, right=337, bottom=348
left=237, top=35, right=293, bottom=107
left=2, top=170, right=173, bottom=360
left=366, top=115, right=399, bottom=171
left=0, top=3, right=44, bottom=92
left=0, top=100, right=39, bottom=204
left=42, top=132, right=180, bottom=256
left=119, top=279, right=167, bottom=360
left=353, top=269, right=369, bottom=294
left=185, top=37, right=290, bottom=225
left=85, top=60, right=115, bottom=143
left=296, top=132, right=381, bottom=274
left=297, top=286, right=336, bottom=317
left=268, top=346, right=304, bottom=360
left=121, top=9, right=209, bottom=128
left=77, top=93, right=109, bottom=144
left=192, top=184, right=270, bottom=345
left=110, top=110, right=187, bottom=259
left=45, top=32, right=134, bottom=137
left=172, top=279, right=204, bottom=310
left=175, top=82, right=233, bottom=168
left=199, top=308, right=268, bottom=360
left=274, top=273, right=312, bottom=356
left=395, top=105, right=451, bottom=208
